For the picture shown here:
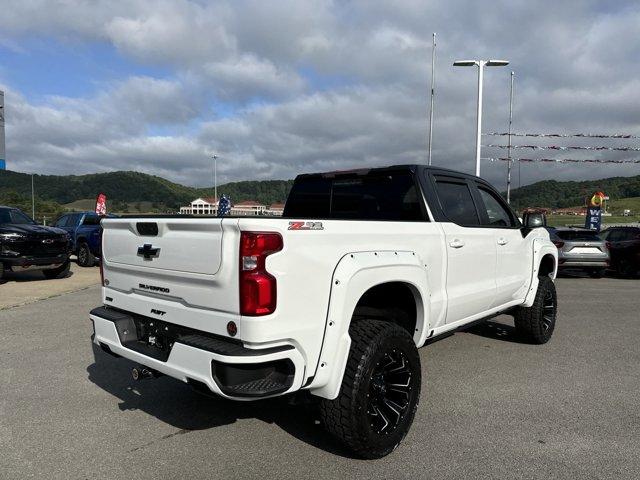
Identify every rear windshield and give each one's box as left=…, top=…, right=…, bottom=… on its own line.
left=283, top=171, right=425, bottom=221
left=555, top=230, right=602, bottom=241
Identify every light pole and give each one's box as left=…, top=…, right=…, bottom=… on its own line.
left=453, top=59, right=509, bottom=177
left=212, top=154, right=218, bottom=214
left=31, top=173, right=35, bottom=220
left=427, top=32, right=436, bottom=166
left=506, top=71, right=515, bottom=204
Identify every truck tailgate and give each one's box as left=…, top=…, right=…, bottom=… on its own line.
left=101, top=218, right=239, bottom=315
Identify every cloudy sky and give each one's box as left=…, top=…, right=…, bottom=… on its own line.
left=0, top=0, right=639, bottom=189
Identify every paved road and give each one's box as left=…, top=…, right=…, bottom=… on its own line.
left=0, top=261, right=100, bottom=309
left=1, top=277, right=638, bottom=479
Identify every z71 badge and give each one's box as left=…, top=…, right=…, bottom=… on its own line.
left=288, top=221, right=324, bottom=231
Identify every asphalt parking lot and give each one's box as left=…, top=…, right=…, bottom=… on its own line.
left=0, top=262, right=100, bottom=310
left=1, top=276, right=638, bottom=479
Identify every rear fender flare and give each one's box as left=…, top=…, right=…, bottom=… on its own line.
left=308, top=250, right=429, bottom=400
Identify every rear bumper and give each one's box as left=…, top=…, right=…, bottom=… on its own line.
left=90, top=306, right=305, bottom=400
left=558, top=258, right=609, bottom=268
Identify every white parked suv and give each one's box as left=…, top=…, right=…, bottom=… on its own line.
left=90, top=165, right=558, bottom=458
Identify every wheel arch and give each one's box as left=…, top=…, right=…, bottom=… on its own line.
left=538, top=253, right=556, bottom=278
left=308, top=250, right=430, bottom=399
left=523, top=239, right=558, bottom=307
left=351, top=281, right=422, bottom=338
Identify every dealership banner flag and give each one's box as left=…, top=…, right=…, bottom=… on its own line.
left=585, top=207, right=602, bottom=231
left=95, top=193, right=107, bottom=215
left=585, top=192, right=605, bottom=231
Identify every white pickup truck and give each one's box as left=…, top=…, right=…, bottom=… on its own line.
left=90, top=165, right=558, bottom=458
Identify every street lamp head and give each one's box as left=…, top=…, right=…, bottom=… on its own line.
left=486, top=59, right=509, bottom=67
left=453, top=60, right=477, bottom=67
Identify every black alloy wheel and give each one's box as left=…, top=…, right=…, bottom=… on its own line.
left=541, top=287, right=556, bottom=333
left=367, top=349, right=414, bottom=435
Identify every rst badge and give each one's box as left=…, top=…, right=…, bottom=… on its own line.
left=288, top=221, right=324, bottom=230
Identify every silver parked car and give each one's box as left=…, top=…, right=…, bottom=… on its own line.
left=547, top=227, right=610, bottom=278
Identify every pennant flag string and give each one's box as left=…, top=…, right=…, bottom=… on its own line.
left=483, top=132, right=640, bottom=139
left=482, top=157, right=640, bottom=164
left=484, top=144, right=640, bottom=152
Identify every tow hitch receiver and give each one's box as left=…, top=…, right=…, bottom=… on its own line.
left=131, top=365, right=161, bottom=381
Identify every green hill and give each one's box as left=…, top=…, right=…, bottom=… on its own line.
left=0, top=169, right=294, bottom=218
left=509, top=175, right=640, bottom=210
left=2, top=168, right=638, bottom=223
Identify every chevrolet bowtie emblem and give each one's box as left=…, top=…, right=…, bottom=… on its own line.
left=137, top=244, right=160, bottom=260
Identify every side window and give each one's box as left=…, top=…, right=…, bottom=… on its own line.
left=435, top=180, right=480, bottom=226
left=477, top=187, right=515, bottom=227
left=82, top=214, right=101, bottom=225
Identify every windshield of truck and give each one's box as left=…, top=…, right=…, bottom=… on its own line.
left=283, top=171, right=425, bottom=221
left=0, top=208, right=36, bottom=225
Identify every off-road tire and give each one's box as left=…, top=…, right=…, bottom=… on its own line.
left=514, top=276, right=557, bottom=344
left=43, top=260, right=71, bottom=279
left=0, top=262, right=4, bottom=280
left=77, top=242, right=96, bottom=267
left=319, top=319, right=421, bottom=459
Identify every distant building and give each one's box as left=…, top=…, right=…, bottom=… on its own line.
left=266, top=203, right=285, bottom=216
left=0, top=90, right=5, bottom=170
left=179, top=197, right=273, bottom=216
left=231, top=200, right=267, bottom=216
left=179, top=197, right=219, bottom=215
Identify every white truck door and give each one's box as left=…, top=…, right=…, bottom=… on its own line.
left=474, top=185, right=532, bottom=307
left=433, top=178, right=497, bottom=323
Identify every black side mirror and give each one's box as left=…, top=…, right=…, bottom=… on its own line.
left=522, top=212, right=547, bottom=228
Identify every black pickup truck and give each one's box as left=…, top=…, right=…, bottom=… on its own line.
left=0, top=206, right=72, bottom=280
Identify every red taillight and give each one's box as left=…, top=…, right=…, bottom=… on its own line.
left=239, top=232, right=283, bottom=316
left=553, top=241, right=565, bottom=249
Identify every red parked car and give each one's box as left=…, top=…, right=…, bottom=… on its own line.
left=600, top=226, right=640, bottom=277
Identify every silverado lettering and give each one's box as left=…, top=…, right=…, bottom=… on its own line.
left=138, top=283, right=170, bottom=293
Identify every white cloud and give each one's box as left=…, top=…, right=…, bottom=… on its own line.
left=0, top=0, right=639, bottom=189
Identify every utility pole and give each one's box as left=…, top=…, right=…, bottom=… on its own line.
left=506, top=71, right=515, bottom=204
left=427, top=33, right=436, bottom=166
left=31, top=174, right=35, bottom=220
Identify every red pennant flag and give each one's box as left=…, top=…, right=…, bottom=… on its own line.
left=95, top=193, right=107, bottom=215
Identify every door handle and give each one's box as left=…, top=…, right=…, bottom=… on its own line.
left=449, top=239, right=465, bottom=249
left=497, top=237, right=509, bottom=246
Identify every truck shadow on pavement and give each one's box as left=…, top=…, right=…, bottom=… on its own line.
left=86, top=345, right=358, bottom=458
left=463, top=319, right=529, bottom=344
